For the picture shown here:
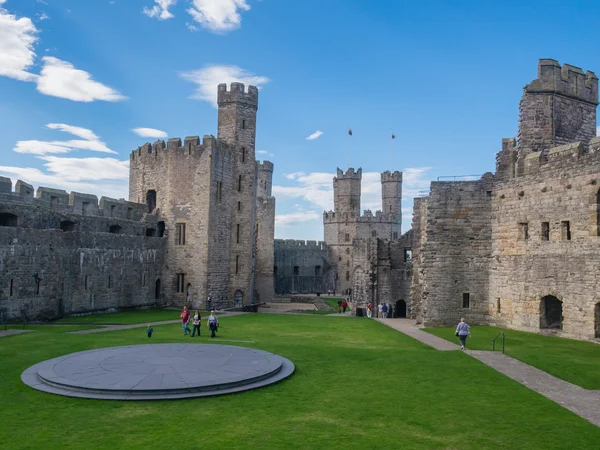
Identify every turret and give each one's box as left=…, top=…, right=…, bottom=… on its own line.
left=257, top=161, right=273, bottom=197
left=333, top=167, right=362, bottom=214
left=381, top=170, right=402, bottom=216
left=517, top=59, right=598, bottom=156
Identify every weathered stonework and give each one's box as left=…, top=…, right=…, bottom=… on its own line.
left=412, top=59, right=600, bottom=342
left=1, top=83, right=275, bottom=320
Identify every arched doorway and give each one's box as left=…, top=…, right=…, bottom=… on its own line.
left=595, top=303, right=600, bottom=339
left=540, top=295, right=563, bottom=329
left=234, top=290, right=243, bottom=308
left=155, top=279, right=161, bottom=300
left=395, top=300, right=407, bottom=318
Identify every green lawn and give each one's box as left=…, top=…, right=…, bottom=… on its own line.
left=1, top=314, right=599, bottom=449
left=423, top=325, right=600, bottom=390
left=54, top=308, right=184, bottom=324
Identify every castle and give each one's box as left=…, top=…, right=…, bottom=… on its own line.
left=2, top=59, right=600, bottom=342
left=0, top=83, right=274, bottom=320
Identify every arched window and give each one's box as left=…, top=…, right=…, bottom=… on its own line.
left=60, top=220, right=76, bottom=232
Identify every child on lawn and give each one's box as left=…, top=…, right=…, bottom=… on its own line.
left=146, top=324, right=154, bottom=338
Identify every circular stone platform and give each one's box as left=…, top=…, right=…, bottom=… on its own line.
left=21, top=344, right=294, bottom=400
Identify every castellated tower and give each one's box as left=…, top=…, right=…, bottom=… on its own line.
left=129, top=83, right=273, bottom=309
left=323, top=167, right=403, bottom=295
left=255, top=161, right=275, bottom=302
left=517, top=59, right=598, bottom=157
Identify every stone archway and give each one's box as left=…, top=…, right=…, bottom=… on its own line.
left=395, top=300, right=407, bottom=318
left=595, top=303, right=600, bottom=339
left=540, top=295, right=563, bottom=330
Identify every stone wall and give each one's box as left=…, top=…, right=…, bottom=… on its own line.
left=0, top=181, right=165, bottom=320
left=255, top=161, right=275, bottom=302
left=274, top=240, right=332, bottom=294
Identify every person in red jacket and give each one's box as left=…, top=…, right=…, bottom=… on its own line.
left=342, top=299, right=348, bottom=313
left=180, top=306, right=191, bottom=336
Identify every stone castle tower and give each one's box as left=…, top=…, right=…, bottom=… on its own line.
left=323, top=168, right=402, bottom=294
left=129, top=83, right=275, bottom=308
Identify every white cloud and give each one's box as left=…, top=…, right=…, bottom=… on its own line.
left=275, top=211, right=321, bottom=227
left=0, top=3, right=39, bottom=82
left=256, top=149, right=273, bottom=157
left=14, top=123, right=116, bottom=155
left=0, top=164, right=129, bottom=199
left=0, top=123, right=129, bottom=199
left=36, top=57, right=126, bottom=102
left=180, top=64, right=269, bottom=108
left=274, top=167, right=434, bottom=215
left=306, top=130, right=323, bottom=141
left=132, top=127, right=168, bottom=139
left=37, top=13, right=49, bottom=21
left=186, top=22, right=198, bottom=32
left=187, top=0, right=250, bottom=33
left=143, top=0, right=177, bottom=20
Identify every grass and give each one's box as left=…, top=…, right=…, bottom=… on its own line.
left=423, top=325, right=600, bottom=390
left=1, top=313, right=599, bottom=449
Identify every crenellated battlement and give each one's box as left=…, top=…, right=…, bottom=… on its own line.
left=0, top=177, right=153, bottom=221
left=130, top=135, right=215, bottom=161
left=335, top=167, right=362, bottom=180
left=528, top=59, right=598, bottom=104
left=217, top=82, right=259, bottom=108
left=381, top=170, right=402, bottom=183
left=323, top=209, right=400, bottom=224
left=274, top=239, right=327, bottom=250
left=258, top=160, right=274, bottom=172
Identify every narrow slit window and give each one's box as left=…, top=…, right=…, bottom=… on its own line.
left=462, top=293, right=470, bottom=309
left=176, top=274, right=185, bottom=293
left=519, top=222, right=529, bottom=240
left=236, top=224, right=240, bottom=244
left=176, top=223, right=186, bottom=245
left=561, top=221, right=571, bottom=241
left=238, top=175, right=242, bottom=192
left=541, top=222, right=550, bottom=241
left=242, top=119, right=246, bottom=129
left=9, top=279, right=13, bottom=297
left=242, top=148, right=246, bottom=163
left=235, top=255, right=239, bottom=274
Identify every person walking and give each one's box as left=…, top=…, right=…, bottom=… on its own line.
left=378, top=303, right=383, bottom=318
left=382, top=303, right=388, bottom=318
left=181, top=306, right=191, bottom=336
left=367, top=302, right=372, bottom=318
left=191, top=310, right=201, bottom=337
left=455, top=317, right=470, bottom=350
left=342, top=299, right=348, bottom=313
left=146, top=324, right=154, bottom=338
left=337, top=299, right=343, bottom=314
left=208, top=311, right=219, bottom=338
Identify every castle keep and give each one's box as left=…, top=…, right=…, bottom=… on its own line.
left=0, top=83, right=274, bottom=320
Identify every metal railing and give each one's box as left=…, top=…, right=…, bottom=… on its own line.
left=437, top=175, right=483, bottom=182
left=492, top=332, right=506, bottom=353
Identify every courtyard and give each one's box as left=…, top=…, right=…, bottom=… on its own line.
left=1, top=312, right=599, bottom=449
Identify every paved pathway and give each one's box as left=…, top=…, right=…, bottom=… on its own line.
left=376, top=318, right=600, bottom=428
left=0, top=329, right=34, bottom=338
left=378, top=318, right=459, bottom=350
left=68, top=311, right=248, bottom=335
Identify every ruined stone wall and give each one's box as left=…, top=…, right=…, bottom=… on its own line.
left=489, top=138, right=600, bottom=340
left=255, top=161, right=275, bottom=302
left=410, top=197, right=428, bottom=324
left=414, top=178, right=493, bottom=327
left=0, top=182, right=165, bottom=320
left=274, top=240, right=332, bottom=294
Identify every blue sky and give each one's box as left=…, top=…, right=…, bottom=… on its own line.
left=1, top=0, right=599, bottom=240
